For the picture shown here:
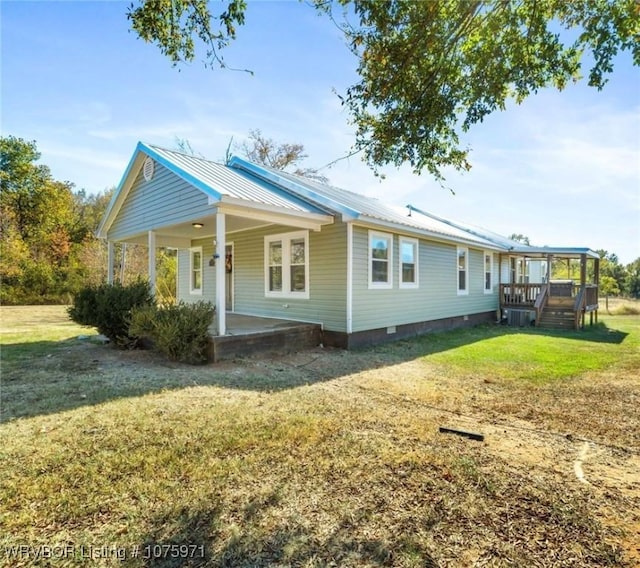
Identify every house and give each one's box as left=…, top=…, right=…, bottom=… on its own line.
left=98, top=142, right=600, bottom=359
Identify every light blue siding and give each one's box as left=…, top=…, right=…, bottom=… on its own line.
left=177, top=238, right=216, bottom=304
left=176, top=223, right=348, bottom=331
left=351, top=226, right=499, bottom=332
left=108, top=162, right=212, bottom=241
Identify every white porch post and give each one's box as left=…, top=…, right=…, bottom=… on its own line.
left=148, top=230, right=156, bottom=298
left=216, top=211, right=226, bottom=335
left=107, top=241, right=115, bottom=284
left=346, top=222, right=353, bottom=334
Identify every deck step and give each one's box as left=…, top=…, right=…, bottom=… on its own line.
left=537, top=304, right=577, bottom=330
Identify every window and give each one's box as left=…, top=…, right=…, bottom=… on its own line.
left=264, top=231, right=309, bottom=298
left=399, top=237, right=418, bottom=288
left=484, top=252, right=493, bottom=293
left=457, top=246, right=468, bottom=295
left=369, top=231, right=393, bottom=288
left=190, top=247, right=203, bottom=295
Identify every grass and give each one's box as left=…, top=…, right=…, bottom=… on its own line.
left=1, top=306, right=639, bottom=567
left=417, top=323, right=632, bottom=383
left=605, top=297, right=640, bottom=316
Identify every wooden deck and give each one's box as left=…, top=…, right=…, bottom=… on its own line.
left=500, top=284, right=598, bottom=330
left=208, top=314, right=322, bottom=362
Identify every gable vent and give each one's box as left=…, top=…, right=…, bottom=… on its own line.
left=143, top=157, right=155, bottom=181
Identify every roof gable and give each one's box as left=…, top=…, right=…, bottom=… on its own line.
left=98, top=142, right=329, bottom=238
left=100, top=142, right=594, bottom=256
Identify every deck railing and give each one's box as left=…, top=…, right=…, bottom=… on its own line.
left=500, top=284, right=543, bottom=306
left=500, top=282, right=599, bottom=310
left=574, top=287, right=586, bottom=329
left=533, top=285, right=548, bottom=326
left=584, top=285, right=598, bottom=309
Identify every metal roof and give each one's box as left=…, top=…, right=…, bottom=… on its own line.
left=144, top=144, right=326, bottom=214
left=102, top=142, right=596, bottom=255
left=230, top=157, right=508, bottom=249
left=508, top=246, right=600, bottom=259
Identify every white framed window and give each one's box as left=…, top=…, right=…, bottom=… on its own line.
left=457, top=246, right=468, bottom=295
left=484, top=251, right=493, bottom=293
left=264, top=230, right=309, bottom=299
left=190, top=247, right=203, bottom=295
left=369, top=231, right=393, bottom=289
left=399, top=237, right=419, bottom=288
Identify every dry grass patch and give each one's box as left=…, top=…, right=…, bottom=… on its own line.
left=604, top=297, right=640, bottom=316
left=1, top=307, right=638, bottom=567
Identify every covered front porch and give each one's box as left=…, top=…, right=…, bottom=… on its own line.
left=207, top=313, right=322, bottom=362
left=499, top=249, right=600, bottom=330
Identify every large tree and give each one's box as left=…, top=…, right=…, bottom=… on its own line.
left=1, top=136, right=84, bottom=302
left=127, top=0, right=639, bottom=179
left=238, top=129, right=328, bottom=183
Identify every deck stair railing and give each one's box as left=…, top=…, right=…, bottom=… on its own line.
left=573, top=286, right=586, bottom=330
left=533, top=285, right=548, bottom=327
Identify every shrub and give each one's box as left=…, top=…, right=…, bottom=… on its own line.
left=68, top=279, right=154, bottom=347
left=129, top=301, right=214, bottom=364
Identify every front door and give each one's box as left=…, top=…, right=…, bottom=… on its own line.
left=225, top=243, right=233, bottom=311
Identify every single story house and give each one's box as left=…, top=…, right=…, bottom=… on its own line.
left=98, top=142, right=599, bottom=358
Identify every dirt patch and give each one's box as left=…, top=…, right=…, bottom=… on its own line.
left=2, top=306, right=639, bottom=565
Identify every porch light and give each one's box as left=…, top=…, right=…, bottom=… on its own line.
left=210, top=238, right=219, bottom=266
left=192, top=222, right=204, bottom=229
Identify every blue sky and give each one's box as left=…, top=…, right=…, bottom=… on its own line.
left=2, top=1, right=639, bottom=263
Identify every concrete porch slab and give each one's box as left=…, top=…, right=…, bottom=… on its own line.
left=208, top=313, right=322, bottom=362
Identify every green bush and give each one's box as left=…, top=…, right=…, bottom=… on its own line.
left=68, top=279, right=154, bottom=347
left=129, top=301, right=214, bottom=364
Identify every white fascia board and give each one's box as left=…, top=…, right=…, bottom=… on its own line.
left=214, top=195, right=334, bottom=231
left=97, top=143, right=146, bottom=239
left=352, top=216, right=508, bottom=252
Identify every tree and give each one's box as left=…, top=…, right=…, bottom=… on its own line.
left=239, top=130, right=328, bottom=183
left=1, top=136, right=83, bottom=303
left=600, top=275, right=620, bottom=312
left=624, top=258, right=640, bottom=299
left=127, top=0, right=639, bottom=179
left=127, top=0, right=249, bottom=71
left=508, top=234, right=531, bottom=245
left=597, top=249, right=626, bottom=293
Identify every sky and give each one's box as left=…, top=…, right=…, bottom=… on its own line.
left=2, top=1, right=639, bottom=264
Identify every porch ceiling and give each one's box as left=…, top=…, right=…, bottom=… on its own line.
left=114, top=210, right=327, bottom=247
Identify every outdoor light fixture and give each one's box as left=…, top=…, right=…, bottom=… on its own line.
left=209, top=238, right=219, bottom=266
left=192, top=222, right=204, bottom=229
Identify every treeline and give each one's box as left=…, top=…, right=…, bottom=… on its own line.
left=1, top=134, right=639, bottom=305
left=1, top=136, right=174, bottom=305
left=550, top=253, right=640, bottom=299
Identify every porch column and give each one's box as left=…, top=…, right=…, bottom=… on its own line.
left=594, top=256, right=600, bottom=323
left=148, top=230, right=156, bottom=298
left=580, top=253, right=587, bottom=288
left=546, top=254, right=552, bottom=294
left=107, top=241, right=115, bottom=284
left=215, top=211, right=226, bottom=336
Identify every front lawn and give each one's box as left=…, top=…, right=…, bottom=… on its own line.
left=1, top=306, right=638, bottom=567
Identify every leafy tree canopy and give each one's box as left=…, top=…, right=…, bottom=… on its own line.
left=127, top=0, right=639, bottom=179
